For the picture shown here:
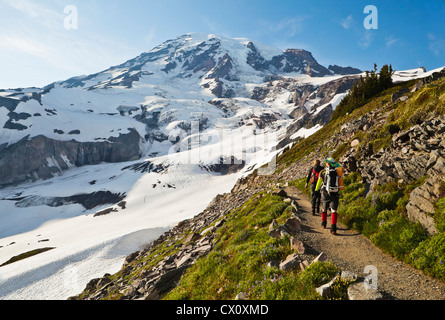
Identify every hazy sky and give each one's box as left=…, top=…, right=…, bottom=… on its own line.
left=0, top=0, right=444, bottom=89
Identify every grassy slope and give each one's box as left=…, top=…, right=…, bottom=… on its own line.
left=164, top=193, right=348, bottom=300
left=163, top=75, right=445, bottom=299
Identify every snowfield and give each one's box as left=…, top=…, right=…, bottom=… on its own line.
left=0, top=161, right=247, bottom=299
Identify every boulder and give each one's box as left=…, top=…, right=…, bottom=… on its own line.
left=299, top=260, right=309, bottom=271
left=283, top=216, right=301, bottom=233
left=279, top=253, right=301, bottom=271
left=290, top=200, right=300, bottom=214
left=269, top=219, right=279, bottom=231
left=268, top=228, right=282, bottom=239
left=267, top=260, right=280, bottom=268
left=183, top=233, right=201, bottom=245
left=405, top=159, right=444, bottom=235
left=311, top=252, right=327, bottom=265
left=351, top=139, right=360, bottom=147
left=152, top=266, right=189, bottom=296
left=200, top=226, right=216, bottom=236
left=290, top=237, right=305, bottom=254
left=235, top=292, right=248, bottom=300
left=391, top=87, right=410, bottom=103
left=274, top=189, right=288, bottom=198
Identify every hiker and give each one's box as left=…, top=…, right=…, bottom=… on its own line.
left=305, top=159, right=323, bottom=215
left=315, top=157, right=344, bottom=235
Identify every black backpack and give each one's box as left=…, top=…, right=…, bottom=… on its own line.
left=325, top=167, right=339, bottom=193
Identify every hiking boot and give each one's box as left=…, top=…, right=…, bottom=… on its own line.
left=330, top=224, right=337, bottom=235
left=321, top=221, right=327, bottom=229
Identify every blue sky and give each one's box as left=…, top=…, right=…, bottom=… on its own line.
left=0, top=0, right=444, bottom=89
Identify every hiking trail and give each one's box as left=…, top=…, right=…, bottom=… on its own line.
left=283, top=186, right=445, bottom=300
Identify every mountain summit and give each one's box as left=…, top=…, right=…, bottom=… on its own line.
left=58, top=33, right=362, bottom=97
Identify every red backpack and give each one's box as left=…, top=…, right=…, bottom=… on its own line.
left=311, top=167, right=321, bottom=184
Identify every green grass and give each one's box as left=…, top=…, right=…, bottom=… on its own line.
left=288, top=178, right=311, bottom=198
left=387, top=78, right=445, bottom=129
left=164, top=193, right=344, bottom=300
left=409, top=232, right=445, bottom=282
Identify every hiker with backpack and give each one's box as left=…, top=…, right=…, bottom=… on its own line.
left=305, top=159, right=324, bottom=216
left=315, top=157, right=344, bottom=235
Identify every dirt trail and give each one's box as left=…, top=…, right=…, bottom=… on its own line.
left=284, top=186, right=445, bottom=300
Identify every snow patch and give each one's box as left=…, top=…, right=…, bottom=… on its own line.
left=290, top=124, right=323, bottom=140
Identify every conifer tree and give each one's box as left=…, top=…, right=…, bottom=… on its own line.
left=331, top=64, right=395, bottom=121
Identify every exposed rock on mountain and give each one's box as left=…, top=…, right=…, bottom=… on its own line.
left=328, top=65, right=363, bottom=76
left=11, top=191, right=126, bottom=210
left=0, top=129, right=141, bottom=188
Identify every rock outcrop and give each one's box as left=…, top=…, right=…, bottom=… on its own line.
left=355, top=117, right=445, bottom=234
left=0, top=129, right=142, bottom=188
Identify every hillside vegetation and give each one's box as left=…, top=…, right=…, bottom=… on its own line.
left=164, top=193, right=346, bottom=300
left=278, top=68, right=445, bottom=282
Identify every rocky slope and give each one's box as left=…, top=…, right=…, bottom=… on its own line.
left=71, top=68, right=445, bottom=300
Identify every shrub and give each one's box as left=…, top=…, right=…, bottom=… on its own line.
left=409, top=233, right=445, bottom=282
left=371, top=216, right=428, bottom=260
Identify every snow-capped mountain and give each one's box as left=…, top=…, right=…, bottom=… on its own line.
left=0, top=33, right=362, bottom=188
left=0, top=33, right=432, bottom=300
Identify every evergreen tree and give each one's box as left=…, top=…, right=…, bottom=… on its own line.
left=331, top=64, right=395, bottom=121
left=378, top=64, right=394, bottom=91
